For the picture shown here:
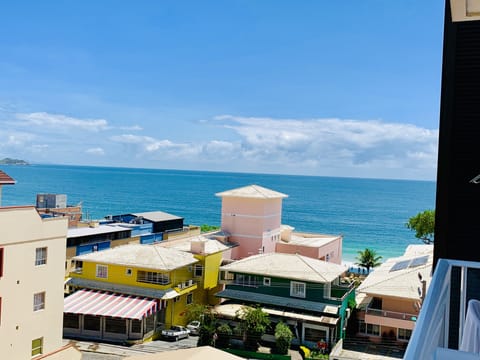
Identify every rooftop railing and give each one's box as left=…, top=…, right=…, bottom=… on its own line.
left=404, top=258, right=480, bottom=360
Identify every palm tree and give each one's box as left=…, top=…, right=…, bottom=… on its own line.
left=355, top=248, right=382, bottom=273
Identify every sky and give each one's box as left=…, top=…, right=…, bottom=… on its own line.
left=0, top=1, right=445, bottom=181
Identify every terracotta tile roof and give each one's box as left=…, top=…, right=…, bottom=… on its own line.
left=0, top=170, right=16, bottom=185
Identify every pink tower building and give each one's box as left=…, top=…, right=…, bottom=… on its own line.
left=215, top=184, right=288, bottom=260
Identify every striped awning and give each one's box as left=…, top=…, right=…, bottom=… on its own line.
left=64, top=289, right=158, bottom=320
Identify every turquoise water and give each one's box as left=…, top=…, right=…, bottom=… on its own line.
left=1, top=164, right=436, bottom=263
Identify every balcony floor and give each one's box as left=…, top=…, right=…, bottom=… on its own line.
left=333, top=337, right=406, bottom=359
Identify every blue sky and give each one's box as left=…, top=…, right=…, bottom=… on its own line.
left=0, top=1, right=444, bottom=180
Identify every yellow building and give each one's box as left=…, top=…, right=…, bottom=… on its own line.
left=0, top=206, right=81, bottom=359
left=158, top=235, right=231, bottom=305
left=65, top=239, right=228, bottom=343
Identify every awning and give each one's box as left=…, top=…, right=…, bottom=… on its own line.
left=64, top=289, right=158, bottom=320
left=215, top=289, right=339, bottom=315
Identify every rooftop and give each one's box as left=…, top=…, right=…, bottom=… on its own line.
left=0, top=170, right=16, bottom=185
left=130, top=211, right=183, bottom=222
left=215, top=184, right=288, bottom=199
left=73, top=243, right=198, bottom=270
left=67, top=224, right=131, bottom=238
left=160, top=235, right=231, bottom=254
left=280, top=232, right=342, bottom=247
left=220, top=252, right=346, bottom=283
left=356, top=244, right=433, bottom=300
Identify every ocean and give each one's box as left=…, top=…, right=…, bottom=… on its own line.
left=0, top=164, right=436, bottom=263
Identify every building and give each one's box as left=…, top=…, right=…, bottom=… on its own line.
left=216, top=185, right=288, bottom=259
left=64, top=243, right=211, bottom=343
left=216, top=184, right=343, bottom=263
left=0, top=170, right=16, bottom=206
left=215, top=252, right=354, bottom=350
left=355, top=245, right=433, bottom=346
left=0, top=206, right=81, bottom=359
left=276, top=226, right=343, bottom=264
left=404, top=1, right=480, bottom=358
left=158, top=235, right=233, bottom=305
left=36, top=194, right=83, bottom=228
left=63, top=210, right=200, bottom=280
left=109, top=211, right=185, bottom=235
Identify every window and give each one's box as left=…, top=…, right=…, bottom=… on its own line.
left=0, top=248, right=4, bottom=277
left=398, top=328, right=412, bottom=341
left=194, top=264, right=203, bottom=277
left=84, top=315, right=101, bottom=331
left=96, top=264, right=108, bottom=278
left=137, top=271, right=169, bottom=285
left=359, top=320, right=380, bottom=336
left=105, top=317, right=126, bottom=334
left=235, top=274, right=260, bottom=287
left=126, top=268, right=132, bottom=276
left=33, top=292, right=45, bottom=311
left=186, top=293, right=193, bottom=305
left=131, top=319, right=142, bottom=333
left=290, top=281, right=306, bottom=298
left=263, top=277, right=271, bottom=286
left=63, top=313, right=80, bottom=329
left=31, top=337, right=43, bottom=357
left=35, top=247, right=47, bottom=266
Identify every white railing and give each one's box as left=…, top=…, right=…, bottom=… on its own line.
left=404, top=258, right=480, bottom=360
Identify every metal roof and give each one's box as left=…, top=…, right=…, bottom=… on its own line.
left=130, top=211, right=183, bottom=222
left=215, top=288, right=339, bottom=315
left=67, top=224, right=130, bottom=238
left=66, top=277, right=175, bottom=299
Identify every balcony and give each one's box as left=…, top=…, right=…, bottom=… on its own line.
left=365, top=306, right=418, bottom=330
left=175, top=279, right=197, bottom=294
left=404, top=258, right=480, bottom=360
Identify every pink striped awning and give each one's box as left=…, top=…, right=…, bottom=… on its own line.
left=64, top=289, right=158, bottom=320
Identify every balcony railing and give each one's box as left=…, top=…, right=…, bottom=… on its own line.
left=404, top=258, right=480, bottom=360
left=366, top=306, right=418, bottom=322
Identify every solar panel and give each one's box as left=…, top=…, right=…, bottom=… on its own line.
left=390, top=259, right=411, bottom=272
left=409, top=255, right=429, bottom=268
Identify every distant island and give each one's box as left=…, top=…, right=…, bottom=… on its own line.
left=0, top=158, right=29, bottom=165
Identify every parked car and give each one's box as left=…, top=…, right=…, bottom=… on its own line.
left=186, top=320, right=201, bottom=335
left=161, top=325, right=190, bottom=341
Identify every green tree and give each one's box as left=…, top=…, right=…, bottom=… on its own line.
left=236, top=306, right=270, bottom=352
left=406, top=209, right=435, bottom=244
left=184, top=303, right=209, bottom=324
left=215, top=323, right=233, bottom=348
left=197, top=308, right=217, bottom=347
left=200, top=224, right=220, bottom=233
left=355, top=248, right=382, bottom=273
left=272, top=322, right=293, bottom=355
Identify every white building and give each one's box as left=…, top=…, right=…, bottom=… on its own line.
left=0, top=206, right=81, bottom=359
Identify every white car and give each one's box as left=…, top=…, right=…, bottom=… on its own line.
left=161, top=325, right=190, bottom=341
left=186, top=320, right=201, bottom=335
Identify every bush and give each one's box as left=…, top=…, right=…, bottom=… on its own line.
left=216, top=323, right=233, bottom=348
left=271, top=322, right=293, bottom=355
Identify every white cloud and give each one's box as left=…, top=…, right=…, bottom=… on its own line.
left=119, top=125, right=143, bottom=131
left=16, top=112, right=108, bottom=131
left=86, top=147, right=105, bottom=155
